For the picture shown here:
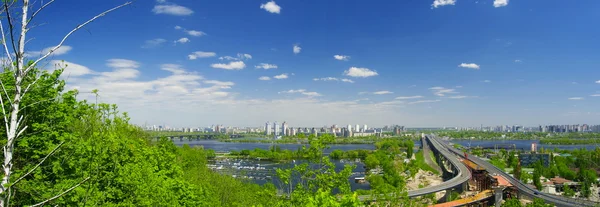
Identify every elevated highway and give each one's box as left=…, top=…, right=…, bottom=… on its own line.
left=433, top=135, right=600, bottom=207
left=358, top=135, right=471, bottom=200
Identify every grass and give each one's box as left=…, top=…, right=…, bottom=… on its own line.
left=414, top=150, right=440, bottom=175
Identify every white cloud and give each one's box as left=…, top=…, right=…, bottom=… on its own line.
left=432, top=0, right=456, bottom=8
left=343, top=67, right=378, bottom=78
left=160, top=64, right=186, bottom=75
left=448, top=95, right=469, bottom=99
left=142, top=38, right=166, bottom=49
left=174, top=25, right=183, bottom=30
left=395, top=96, right=423, bottom=100
left=188, top=51, right=216, bottom=60
left=313, top=77, right=338, bottom=81
left=568, top=97, right=584, bottom=100
left=255, top=63, right=278, bottom=70
left=26, top=45, right=73, bottom=57
left=219, top=56, right=237, bottom=61
left=334, top=55, right=350, bottom=61
left=590, top=94, right=600, bottom=97
left=408, top=100, right=441, bottom=104
left=595, top=80, right=600, bottom=84
left=514, top=59, right=522, bottom=63
left=186, top=30, right=206, bottom=37
left=175, top=37, right=190, bottom=44
left=494, top=0, right=509, bottom=7
left=273, top=73, right=288, bottom=79
left=482, top=80, right=491, bottom=83
left=204, top=80, right=235, bottom=88
left=156, top=0, right=167, bottom=3
left=458, top=63, right=480, bottom=69
left=341, top=79, right=354, bottom=83
left=49, top=60, right=94, bottom=77
left=455, top=86, right=463, bottom=88
left=106, top=59, right=140, bottom=69
left=260, top=1, right=281, bottom=14
left=237, top=53, right=252, bottom=60
left=258, top=76, right=271, bottom=81
left=152, top=4, right=193, bottom=16
left=279, top=89, right=322, bottom=97
left=211, top=61, right=246, bottom=70
left=429, top=87, right=458, bottom=97
left=373, top=91, right=393, bottom=95
left=293, top=44, right=301, bottom=54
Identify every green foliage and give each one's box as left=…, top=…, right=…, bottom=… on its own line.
left=563, top=184, right=575, bottom=197
left=502, top=198, right=523, bottom=207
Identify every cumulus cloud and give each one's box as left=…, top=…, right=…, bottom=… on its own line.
left=260, top=1, right=281, bottom=14
left=448, top=95, right=469, bottom=99
left=49, top=60, right=94, bottom=77
left=188, top=51, right=216, bottom=60
left=595, top=80, right=600, bottom=84
left=152, top=4, right=193, bottom=16
left=279, top=89, right=322, bottom=97
left=141, top=39, right=166, bottom=49
left=211, top=61, right=246, bottom=70
left=186, top=30, right=206, bottom=37
left=174, top=25, right=183, bottom=30
left=482, top=80, right=491, bottom=83
left=432, top=0, right=456, bottom=8
left=334, top=55, right=350, bottom=61
left=568, top=97, right=584, bottom=100
left=175, top=37, right=190, bottom=44
left=494, top=0, right=509, bottom=7
left=258, top=76, right=271, bottom=81
left=26, top=45, right=73, bottom=57
left=273, top=73, right=288, bottom=79
left=395, top=96, right=423, bottom=100
left=293, top=45, right=301, bottom=54
left=514, top=59, right=522, bottom=63
left=341, top=79, right=354, bottom=83
left=343, top=67, right=378, bottom=78
left=255, top=63, right=278, bottom=70
left=458, top=63, right=480, bottom=69
left=313, top=77, right=338, bottom=81
left=237, top=53, right=252, bottom=60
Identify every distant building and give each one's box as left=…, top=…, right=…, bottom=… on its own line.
left=265, top=122, right=271, bottom=135
left=355, top=124, right=360, bottom=132
left=347, top=125, right=352, bottom=133
left=363, top=125, right=368, bottom=132
left=282, top=122, right=288, bottom=136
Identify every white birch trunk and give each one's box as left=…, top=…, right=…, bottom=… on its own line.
left=0, top=1, right=28, bottom=206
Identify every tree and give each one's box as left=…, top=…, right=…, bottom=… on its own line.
left=502, top=198, right=523, bottom=207
left=0, top=1, right=131, bottom=206
left=563, top=184, right=575, bottom=197
left=364, top=154, right=380, bottom=170
left=513, top=161, right=522, bottom=180
left=525, top=198, right=552, bottom=207
left=533, top=169, right=543, bottom=190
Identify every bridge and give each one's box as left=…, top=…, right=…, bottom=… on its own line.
left=358, top=135, right=471, bottom=201
left=435, top=135, right=600, bottom=207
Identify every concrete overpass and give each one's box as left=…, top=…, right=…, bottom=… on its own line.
left=434, top=135, right=600, bottom=207
left=358, top=135, right=471, bottom=200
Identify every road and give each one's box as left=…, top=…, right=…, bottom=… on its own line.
left=358, top=136, right=471, bottom=200
left=433, top=135, right=600, bottom=207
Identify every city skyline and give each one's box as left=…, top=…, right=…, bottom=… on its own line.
left=31, top=0, right=600, bottom=127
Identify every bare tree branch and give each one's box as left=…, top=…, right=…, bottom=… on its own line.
left=0, top=20, right=15, bottom=71
left=3, top=2, right=18, bottom=68
left=23, top=1, right=133, bottom=74
left=0, top=79, right=12, bottom=106
left=29, top=177, right=90, bottom=207
left=12, top=141, right=64, bottom=186
left=0, top=87, right=9, bottom=136
left=27, top=0, right=54, bottom=25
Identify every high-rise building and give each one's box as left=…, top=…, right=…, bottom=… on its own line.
left=282, top=121, right=288, bottom=136
left=273, top=122, right=279, bottom=137
left=355, top=124, right=360, bottom=132
left=347, top=125, right=352, bottom=132
left=265, top=122, right=271, bottom=135
left=363, top=125, right=368, bottom=132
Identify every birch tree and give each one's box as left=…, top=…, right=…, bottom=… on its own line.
left=0, top=1, right=131, bottom=206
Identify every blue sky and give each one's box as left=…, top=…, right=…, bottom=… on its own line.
left=22, top=0, right=600, bottom=127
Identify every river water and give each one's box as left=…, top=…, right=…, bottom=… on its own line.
left=450, top=139, right=600, bottom=151
left=173, top=139, right=385, bottom=191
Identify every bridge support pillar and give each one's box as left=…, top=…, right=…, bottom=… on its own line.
left=492, top=186, right=504, bottom=207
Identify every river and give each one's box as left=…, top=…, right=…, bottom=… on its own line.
left=173, top=139, right=392, bottom=191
